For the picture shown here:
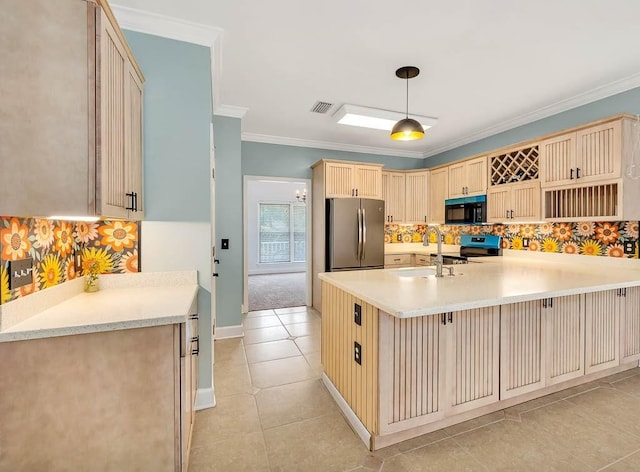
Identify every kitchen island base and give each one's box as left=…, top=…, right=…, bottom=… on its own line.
left=321, top=281, right=640, bottom=451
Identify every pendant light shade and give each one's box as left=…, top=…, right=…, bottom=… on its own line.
left=390, top=118, right=424, bottom=141
left=390, top=66, right=424, bottom=141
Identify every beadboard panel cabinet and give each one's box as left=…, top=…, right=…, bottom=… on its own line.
left=381, top=171, right=405, bottom=223
left=500, top=300, right=545, bottom=399
left=545, top=295, right=585, bottom=386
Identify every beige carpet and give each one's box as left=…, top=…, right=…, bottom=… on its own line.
left=248, top=272, right=306, bottom=311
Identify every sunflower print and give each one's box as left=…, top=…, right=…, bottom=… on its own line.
left=606, top=244, right=625, bottom=258
left=576, top=222, right=595, bottom=237
left=541, top=238, right=559, bottom=253
left=594, top=223, right=619, bottom=244
left=0, top=216, right=141, bottom=305
left=580, top=239, right=602, bottom=256
left=552, top=223, right=573, bottom=242
left=623, top=221, right=638, bottom=239
left=34, top=218, right=55, bottom=250
left=1, top=265, right=11, bottom=304
left=562, top=242, right=579, bottom=255
left=54, top=221, right=74, bottom=258
left=1, top=217, right=32, bottom=261
left=82, top=247, right=114, bottom=275
left=40, top=254, right=62, bottom=288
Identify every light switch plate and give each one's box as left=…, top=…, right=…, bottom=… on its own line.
left=8, top=257, right=34, bottom=290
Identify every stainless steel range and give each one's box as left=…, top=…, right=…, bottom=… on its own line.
left=431, top=235, right=503, bottom=265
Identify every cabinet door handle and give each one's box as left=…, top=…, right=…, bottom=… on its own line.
left=356, top=188, right=359, bottom=197
left=212, top=272, right=219, bottom=277
left=191, top=336, right=199, bottom=355
left=189, top=313, right=199, bottom=320
left=441, top=313, right=447, bottom=325
left=576, top=167, right=581, bottom=179
left=424, top=216, right=427, bottom=223
left=126, top=192, right=135, bottom=211
left=542, top=298, right=547, bottom=308
left=549, top=298, right=553, bottom=308
left=390, top=215, right=393, bottom=223
left=510, top=210, right=514, bottom=219
left=570, top=168, right=575, bottom=179
left=447, top=312, right=453, bottom=323
left=506, top=210, right=510, bottom=219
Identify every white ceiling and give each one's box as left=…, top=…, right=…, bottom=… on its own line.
left=115, top=0, right=640, bottom=159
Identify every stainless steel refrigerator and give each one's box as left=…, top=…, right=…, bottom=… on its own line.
left=326, top=198, right=385, bottom=271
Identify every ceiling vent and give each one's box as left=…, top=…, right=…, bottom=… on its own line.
left=310, top=101, right=333, bottom=114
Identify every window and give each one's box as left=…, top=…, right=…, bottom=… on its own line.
left=259, top=203, right=306, bottom=264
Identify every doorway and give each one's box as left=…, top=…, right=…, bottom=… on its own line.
left=243, top=176, right=312, bottom=312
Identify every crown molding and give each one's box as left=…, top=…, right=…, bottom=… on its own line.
left=242, top=133, right=425, bottom=159
left=214, top=105, right=249, bottom=119
left=423, top=71, right=640, bottom=158
left=110, top=4, right=223, bottom=109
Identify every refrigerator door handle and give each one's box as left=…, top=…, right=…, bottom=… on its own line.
left=361, top=208, right=367, bottom=261
left=357, top=207, right=363, bottom=261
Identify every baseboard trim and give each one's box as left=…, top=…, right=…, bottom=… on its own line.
left=195, top=388, right=216, bottom=410
left=322, top=373, right=371, bottom=449
left=214, top=324, right=244, bottom=339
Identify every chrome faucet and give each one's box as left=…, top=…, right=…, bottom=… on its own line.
left=423, top=225, right=444, bottom=277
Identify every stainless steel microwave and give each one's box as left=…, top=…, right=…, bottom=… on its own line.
left=445, top=195, right=487, bottom=225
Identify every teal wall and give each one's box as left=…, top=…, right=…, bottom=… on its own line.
left=214, top=116, right=243, bottom=328
left=425, top=87, right=640, bottom=167
left=242, top=141, right=423, bottom=178
left=124, top=31, right=214, bottom=388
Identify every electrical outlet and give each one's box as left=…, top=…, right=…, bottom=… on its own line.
left=354, top=342, right=362, bottom=365
left=74, top=249, right=83, bottom=273
left=396, top=233, right=402, bottom=242
left=8, top=257, right=34, bottom=290
left=624, top=241, right=637, bottom=255
left=354, top=303, right=361, bottom=326
left=523, top=238, right=530, bottom=248
left=221, top=238, right=229, bottom=250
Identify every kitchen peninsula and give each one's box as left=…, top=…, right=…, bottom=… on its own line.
left=319, top=254, right=640, bottom=450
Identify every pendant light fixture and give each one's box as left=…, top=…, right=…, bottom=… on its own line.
left=390, top=66, right=424, bottom=141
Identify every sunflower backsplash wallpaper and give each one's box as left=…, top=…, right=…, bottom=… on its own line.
left=386, top=221, right=639, bottom=258
left=1, top=217, right=139, bottom=305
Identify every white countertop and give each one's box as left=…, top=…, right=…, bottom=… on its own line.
left=0, top=271, right=199, bottom=342
left=319, top=253, right=640, bottom=318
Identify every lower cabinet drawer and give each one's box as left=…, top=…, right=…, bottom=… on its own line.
left=413, top=255, right=430, bottom=266
left=384, top=254, right=412, bottom=266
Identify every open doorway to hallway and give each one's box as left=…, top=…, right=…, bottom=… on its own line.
left=243, top=176, right=312, bottom=312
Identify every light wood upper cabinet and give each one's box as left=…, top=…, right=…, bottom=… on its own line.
left=428, top=167, right=448, bottom=224
left=99, top=9, right=144, bottom=219
left=540, top=120, right=621, bottom=188
left=404, top=170, right=429, bottom=223
left=324, top=161, right=382, bottom=199
left=381, top=171, right=405, bottom=223
left=448, top=156, right=487, bottom=198
left=487, top=181, right=540, bottom=222
left=541, top=117, right=640, bottom=221
left=381, top=169, right=429, bottom=224
left=0, top=0, right=144, bottom=219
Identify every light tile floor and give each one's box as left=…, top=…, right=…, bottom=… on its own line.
left=190, top=306, right=640, bottom=471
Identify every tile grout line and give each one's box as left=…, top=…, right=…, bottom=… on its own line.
left=596, top=447, right=640, bottom=471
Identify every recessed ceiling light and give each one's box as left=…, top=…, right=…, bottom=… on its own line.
left=333, top=104, right=437, bottom=133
